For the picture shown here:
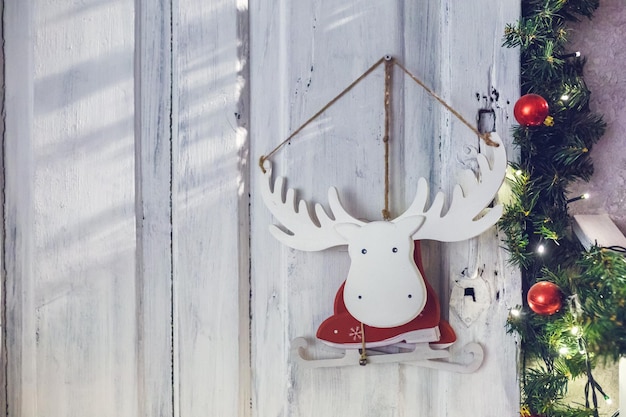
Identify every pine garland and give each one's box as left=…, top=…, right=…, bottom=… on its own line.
left=499, top=1, right=625, bottom=416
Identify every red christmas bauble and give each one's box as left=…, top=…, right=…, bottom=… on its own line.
left=527, top=281, right=562, bottom=315
left=514, top=94, right=549, bottom=126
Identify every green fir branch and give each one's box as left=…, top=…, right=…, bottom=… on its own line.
left=499, top=1, right=620, bottom=416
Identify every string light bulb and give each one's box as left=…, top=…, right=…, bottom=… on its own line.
left=571, top=325, right=580, bottom=336
left=567, top=193, right=589, bottom=203
left=537, top=243, right=546, bottom=255
left=557, top=51, right=582, bottom=59
left=510, top=308, right=521, bottom=318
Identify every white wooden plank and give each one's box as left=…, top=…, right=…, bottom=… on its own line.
left=253, top=0, right=388, bottom=415
left=429, top=1, right=521, bottom=415
left=5, top=1, right=140, bottom=416
left=249, top=1, right=291, bottom=415
left=397, top=1, right=521, bottom=412
left=135, top=0, right=175, bottom=415
left=173, top=0, right=250, bottom=416
left=251, top=2, right=409, bottom=416
left=396, top=4, right=455, bottom=415
left=3, top=1, right=37, bottom=416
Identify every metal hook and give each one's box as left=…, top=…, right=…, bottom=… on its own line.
left=477, top=108, right=496, bottom=134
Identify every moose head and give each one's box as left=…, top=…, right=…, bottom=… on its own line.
left=261, top=133, right=507, bottom=329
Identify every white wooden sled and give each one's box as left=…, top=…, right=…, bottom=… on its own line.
left=292, top=337, right=484, bottom=373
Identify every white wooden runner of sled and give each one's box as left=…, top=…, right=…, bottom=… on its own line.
left=292, top=338, right=484, bottom=372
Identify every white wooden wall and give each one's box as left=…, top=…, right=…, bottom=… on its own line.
left=2, top=1, right=519, bottom=416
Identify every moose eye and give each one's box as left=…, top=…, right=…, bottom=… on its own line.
left=361, top=249, right=367, bottom=254
left=392, top=247, right=398, bottom=253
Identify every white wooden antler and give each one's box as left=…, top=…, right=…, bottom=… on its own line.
left=261, top=132, right=506, bottom=249
left=260, top=161, right=365, bottom=251
left=395, top=132, right=507, bottom=242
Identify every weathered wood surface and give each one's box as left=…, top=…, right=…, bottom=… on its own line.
left=173, top=0, right=251, bottom=416
left=136, top=1, right=175, bottom=416
left=5, top=1, right=139, bottom=415
left=250, top=1, right=520, bottom=416
left=3, top=0, right=249, bottom=416
left=3, top=0, right=519, bottom=416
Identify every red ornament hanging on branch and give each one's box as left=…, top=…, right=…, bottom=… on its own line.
left=527, top=281, right=562, bottom=315
left=514, top=94, right=550, bottom=127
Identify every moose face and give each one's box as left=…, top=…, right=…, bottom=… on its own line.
left=335, top=217, right=427, bottom=328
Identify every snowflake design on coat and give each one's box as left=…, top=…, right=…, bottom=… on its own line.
left=349, top=326, right=362, bottom=341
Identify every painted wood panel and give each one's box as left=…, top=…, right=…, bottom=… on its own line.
left=249, top=1, right=520, bottom=416
left=4, top=1, right=37, bottom=415
left=4, top=1, right=139, bottom=416
left=136, top=0, right=176, bottom=415
left=3, top=0, right=250, bottom=416
left=3, top=0, right=519, bottom=416
left=172, top=0, right=250, bottom=416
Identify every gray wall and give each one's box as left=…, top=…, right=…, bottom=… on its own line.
left=568, top=0, right=626, bottom=234
left=566, top=1, right=626, bottom=412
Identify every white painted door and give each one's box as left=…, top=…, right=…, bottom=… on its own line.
left=2, top=1, right=519, bottom=416
left=3, top=1, right=249, bottom=416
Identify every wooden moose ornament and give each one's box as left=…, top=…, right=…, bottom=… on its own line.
left=260, top=132, right=507, bottom=370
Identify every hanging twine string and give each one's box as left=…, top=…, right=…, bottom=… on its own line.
left=258, top=55, right=500, bottom=229
left=259, top=55, right=499, bottom=173
left=382, top=56, right=393, bottom=220
left=392, top=60, right=498, bottom=147
left=259, top=56, right=387, bottom=173
left=359, top=323, right=368, bottom=366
